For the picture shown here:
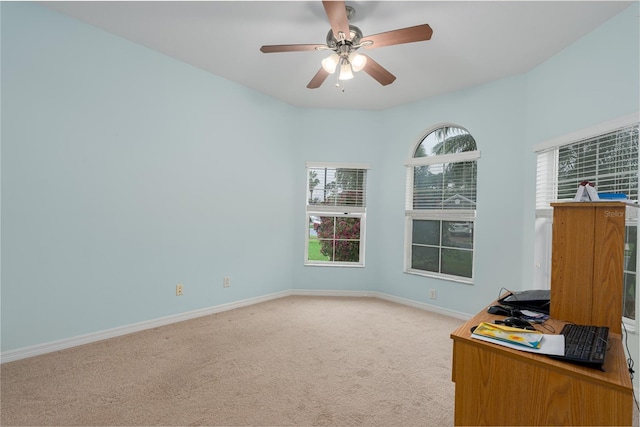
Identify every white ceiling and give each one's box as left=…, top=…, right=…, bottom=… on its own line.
left=41, top=1, right=633, bottom=111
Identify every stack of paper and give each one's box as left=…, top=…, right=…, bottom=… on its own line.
left=473, top=322, right=543, bottom=348
left=471, top=322, right=565, bottom=356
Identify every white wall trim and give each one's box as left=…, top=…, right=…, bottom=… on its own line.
left=0, top=290, right=290, bottom=364
left=290, top=289, right=472, bottom=320
left=370, top=291, right=472, bottom=321
left=290, top=289, right=373, bottom=298
left=533, top=112, right=639, bottom=152
left=1, top=290, right=471, bottom=364
left=305, top=162, right=371, bottom=170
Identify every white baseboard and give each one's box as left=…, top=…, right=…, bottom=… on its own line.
left=370, top=291, right=473, bottom=321
left=289, top=289, right=374, bottom=298
left=2, top=290, right=470, bottom=364
left=289, top=289, right=472, bottom=321
left=0, top=290, right=290, bottom=364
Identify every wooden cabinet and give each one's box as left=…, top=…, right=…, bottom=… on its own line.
left=450, top=306, right=633, bottom=426
left=450, top=201, right=634, bottom=425
left=550, top=202, right=626, bottom=334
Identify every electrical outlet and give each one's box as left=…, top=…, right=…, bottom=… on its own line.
left=176, top=283, right=184, bottom=296
left=223, top=277, right=230, bottom=288
left=430, top=289, right=437, bottom=299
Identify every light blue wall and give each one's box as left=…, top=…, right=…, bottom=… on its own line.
left=364, top=1, right=640, bottom=318
left=290, top=110, right=386, bottom=291
left=1, top=0, right=638, bottom=367
left=520, top=2, right=640, bottom=287
left=367, top=76, right=527, bottom=316
left=1, top=3, right=298, bottom=350
left=520, top=2, right=640, bottom=388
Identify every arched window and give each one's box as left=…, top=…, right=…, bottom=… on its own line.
left=404, top=125, right=480, bottom=282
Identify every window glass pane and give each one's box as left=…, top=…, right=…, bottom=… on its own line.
left=308, top=216, right=329, bottom=261
left=441, top=248, right=473, bottom=278
left=625, top=225, right=637, bottom=271
left=336, top=217, right=361, bottom=239
left=443, top=221, right=474, bottom=249
left=410, top=219, right=474, bottom=278
left=415, top=126, right=477, bottom=157
left=309, top=216, right=321, bottom=234
left=623, top=272, right=636, bottom=320
left=334, top=241, right=360, bottom=262
left=412, top=220, right=440, bottom=246
left=624, top=224, right=637, bottom=320
left=313, top=215, right=361, bottom=262
left=411, top=245, right=439, bottom=272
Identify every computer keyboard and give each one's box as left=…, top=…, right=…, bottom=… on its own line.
left=554, top=324, right=609, bottom=367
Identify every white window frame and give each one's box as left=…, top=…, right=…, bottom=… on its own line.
left=533, top=113, right=639, bottom=329
left=404, top=125, right=480, bottom=283
left=305, top=162, right=370, bottom=267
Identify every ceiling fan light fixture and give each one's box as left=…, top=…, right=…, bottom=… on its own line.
left=349, top=52, right=367, bottom=72
left=338, top=59, right=354, bottom=80
left=260, top=4, right=430, bottom=90
left=321, top=53, right=340, bottom=73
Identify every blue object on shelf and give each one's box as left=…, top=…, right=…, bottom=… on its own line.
left=597, top=193, right=628, bottom=200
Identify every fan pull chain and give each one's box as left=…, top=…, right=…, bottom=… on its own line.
left=335, top=73, right=346, bottom=93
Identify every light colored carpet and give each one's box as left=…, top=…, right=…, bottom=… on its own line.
left=1, top=296, right=464, bottom=426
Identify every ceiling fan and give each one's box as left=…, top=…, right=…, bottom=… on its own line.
left=260, top=1, right=433, bottom=89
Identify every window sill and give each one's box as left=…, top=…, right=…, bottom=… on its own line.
left=404, top=269, right=474, bottom=285
left=622, top=320, right=636, bottom=335
left=305, top=262, right=365, bottom=268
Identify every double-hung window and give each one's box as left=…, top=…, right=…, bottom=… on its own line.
left=305, top=162, right=369, bottom=267
left=534, top=116, right=639, bottom=324
left=404, top=125, right=479, bottom=282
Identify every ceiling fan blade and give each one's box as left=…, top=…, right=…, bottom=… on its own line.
left=362, top=24, right=433, bottom=49
left=260, top=44, right=324, bottom=53
left=307, top=68, right=331, bottom=89
left=322, top=0, right=350, bottom=41
left=361, top=55, right=396, bottom=86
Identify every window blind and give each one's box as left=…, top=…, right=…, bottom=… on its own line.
left=534, top=121, right=639, bottom=322
left=405, top=155, right=479, bottom=212
left=307, top=165, right=368, bottom=213
left=535, top=124, right=639, bottom=216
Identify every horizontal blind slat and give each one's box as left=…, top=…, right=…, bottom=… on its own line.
left=307, top=166, right=368, bottom=209
left=536, top=124, right=638, bottom=205
left=407, top=161, right=477, bottom=211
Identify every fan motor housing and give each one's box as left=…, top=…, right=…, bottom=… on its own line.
left=325, top=25, right=363, bottom=49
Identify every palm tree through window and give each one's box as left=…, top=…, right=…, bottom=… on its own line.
left=405, top=125, right=480, bottom=282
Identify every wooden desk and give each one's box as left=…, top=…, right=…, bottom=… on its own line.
left=450, top=303, right=633, bottom=426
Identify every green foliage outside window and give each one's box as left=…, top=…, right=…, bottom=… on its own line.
left=316, top=216, right=361, bottom=262
left=307, top=167, right=367, bottom=265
